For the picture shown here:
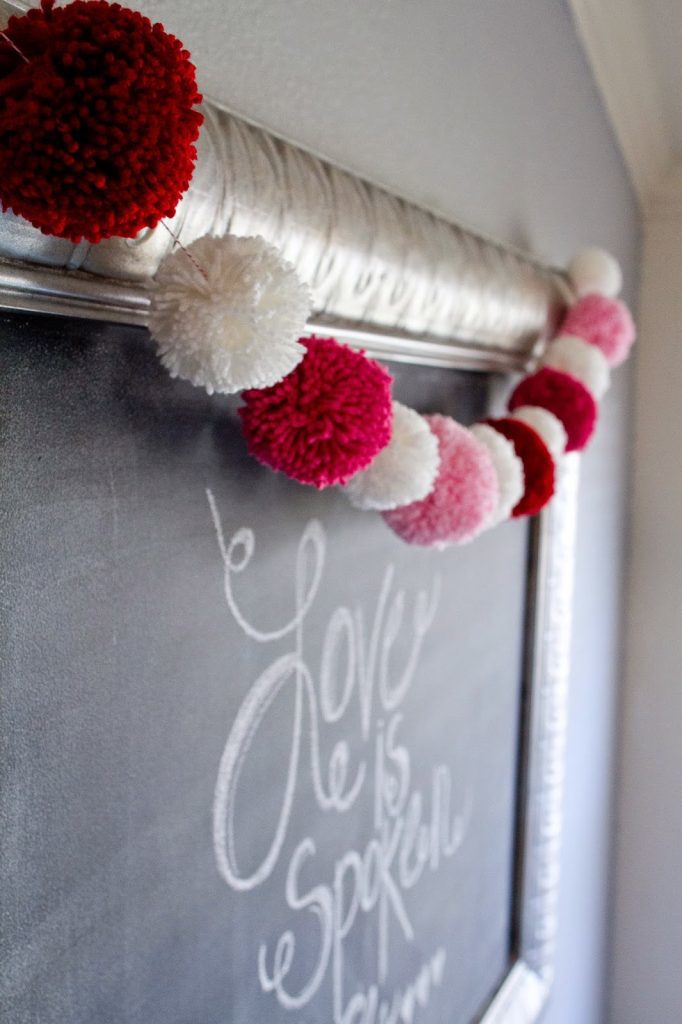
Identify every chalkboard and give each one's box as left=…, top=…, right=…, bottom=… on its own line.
left=0, top=313, right=530, bottom=1024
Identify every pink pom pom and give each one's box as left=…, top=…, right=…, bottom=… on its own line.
left=382, top=415, right=499, bottom=547
left=560, top=293, right=635, bottom=367
left=508, top=367, right=597, bottom=453
left=239, top=335, right=393, bottom=488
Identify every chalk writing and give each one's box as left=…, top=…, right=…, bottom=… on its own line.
left=207, top=489, right=472, bottom=1022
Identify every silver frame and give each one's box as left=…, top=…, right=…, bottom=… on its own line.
left=0, top=33, right=578, bottom=1017
left=483, top=456, right=579, bottom=1023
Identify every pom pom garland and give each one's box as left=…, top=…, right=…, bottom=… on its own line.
left=508, top=366, right=597, bottom=453
left=568, top=247, right=623, bottom=298
left=470, top=424, right=525, bottom=526
left=382, top=416, right=499, bottom=547
left=560, top=293, right=635, bottom=367
left=342, top=402, right=440, bottom=511
left=511, top=405, right=567, bottom=460
left=540, top=334, right=610, bottom=400
left=149, top=234, right=312, bottom=395
left=239, top=336, right=393, bottom=489
left=0, top=0, right=203, bottom=242
left=485, top=418, right=555, bottom=518
left=164, top=243, right=632, bottom=544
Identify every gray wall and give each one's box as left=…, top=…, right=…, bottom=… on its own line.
left=608, top=205, right=682, bottom=1024
left=135, top=2, right=640, bottom=1020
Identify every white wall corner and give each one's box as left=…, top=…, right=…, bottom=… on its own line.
left=567, top=0, right=672, bottom=212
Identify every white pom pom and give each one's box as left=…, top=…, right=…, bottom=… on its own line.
left=470, top=424, right=524, bottom=525
left=149, top=234, right=312, bottom=395
left=511, top=405, right=567, bottom=460
left=342, top=402, right=440, bottom=511
left=541, top=334, right=610, bottom=399
left=568, top=247, right=623, bottom=298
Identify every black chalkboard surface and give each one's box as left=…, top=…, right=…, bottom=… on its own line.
left=0, top=313, right=529, bottom=1024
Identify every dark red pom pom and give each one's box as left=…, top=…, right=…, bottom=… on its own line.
left=0, top=0, right=203, bottom=242
left=508, top=367, right=597, bottom=452
left=484, top=417, right=555, bottom=518
left=239, top=336, right=393, bottom=489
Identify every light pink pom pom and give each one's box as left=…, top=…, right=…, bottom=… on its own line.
left=382, top=415, right=499, bottom=547
left=560, top=293, right=635, bottom=367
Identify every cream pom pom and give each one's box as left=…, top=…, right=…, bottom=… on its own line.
left=342, top=401, right=440, bottom=511
left=470, top=423, right=524, bottom=525
left=568, top=247, right=623, bottom=298
left=149, top=234, right=312, bottom=394
left=541, top=334, right=611, bottom=399
left=511, top=405, right=567, bottom=460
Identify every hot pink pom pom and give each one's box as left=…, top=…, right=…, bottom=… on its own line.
left=508, top=367, right=597, bottom=453
left=382, top=415, right=499, bottom=547
left=560, top=293, right=635, bottom=367
left=239, top=335, right=393, bottom=488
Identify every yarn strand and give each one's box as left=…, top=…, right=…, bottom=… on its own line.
left=158, top=220, right=209, bottom=283
left=0, top=31, right=28, bottom=63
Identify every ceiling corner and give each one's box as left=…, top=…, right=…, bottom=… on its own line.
left=566, top=0, right=672, bottom=211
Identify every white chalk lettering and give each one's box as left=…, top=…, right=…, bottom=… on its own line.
left=207, top=490, right=471, bottom=1021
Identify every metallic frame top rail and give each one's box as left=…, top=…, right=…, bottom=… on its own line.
left=0, top=0, right=571, bottom=372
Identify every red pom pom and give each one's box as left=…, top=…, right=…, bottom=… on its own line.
left=239, top=336, right=393, bottom=489
left=560, top=293, right=635, bottom=367
left=382, top=416, right=499, bottom=547
left=0, top=0, right=203, bottom=243
left=485, top=417, right=555, bottom=518
left=508, top=367, right=597, bottom=452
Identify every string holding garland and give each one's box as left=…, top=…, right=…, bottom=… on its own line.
left=0, top=0, right=637, bottom=551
